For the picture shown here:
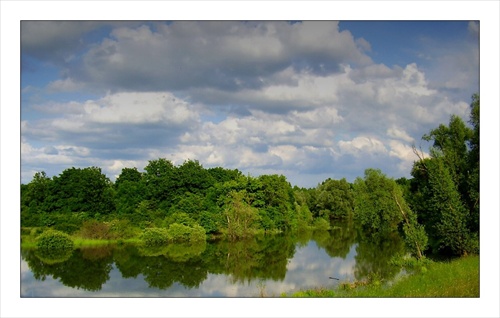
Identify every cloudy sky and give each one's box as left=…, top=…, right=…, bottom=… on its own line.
left=20, top=20, right=479, bottom=187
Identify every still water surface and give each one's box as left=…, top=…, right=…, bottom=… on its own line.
left=21, top=222, right=405, bottom=297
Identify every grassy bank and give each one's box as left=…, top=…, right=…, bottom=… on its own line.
left=285, top=255, right=479, bottom=297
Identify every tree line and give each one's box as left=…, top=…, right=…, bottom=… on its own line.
left=21, top=94, right=479, bottom=258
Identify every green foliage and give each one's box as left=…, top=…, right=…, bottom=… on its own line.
left=410, top=94, right=479, bottom=257
left=353, top=169, right=404, bottom=237
left=166, top=223, right=192, bottom=242
left=174, top=159, right=216, bottom=196
left=315, top=178, right=354, bottom=220
left=143, top=158, right=175, bottom=205
left=108, top=219, right=140, bottom=239
left=312, top=217, right=330, bottom=231
left=166, top=223, right=206, bottom=242
left=36, top=229, right=74, bottom=251
left=78, top=220, right=112, bottom=240
left=114, top=168, right=145, bottom=216
left=140, top=228, right=169, bottom=246
left=46, top=167, right=115, bottom=217
left=222, top=190, right=261, bottom=239
left=198, top=210, right=222, bottom=234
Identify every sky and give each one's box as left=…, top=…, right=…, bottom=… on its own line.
left=3, top=2, right=500, bottom=317
left=20, top=20, right=479, bottom=188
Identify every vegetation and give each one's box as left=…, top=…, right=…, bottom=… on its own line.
left=21, top=95, right=479, bottom=297
left=285, top=255, right=479, bottom=297
left=36, top=229, right=74, bottom=251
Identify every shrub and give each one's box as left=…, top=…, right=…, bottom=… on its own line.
left=54, top=223, right=80, bottom=234
left=36, top=229, right=74, bottom=251
left=78, top=220, right=111, bottom=239
left=140, top=228, right=169, bottom=246
left=30, top=227, right=45, bottom=237
left=189, top=224, right=207, bottom=242
left=108, top=219, right=139, bottom=239
left=166, top=223, right=192, bottom=242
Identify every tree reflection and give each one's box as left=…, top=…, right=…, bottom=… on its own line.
left=313, top=218, right=357, bottom=259
left=354, top=230, right=405, bottom=281
left=21, top=220, right=409, bottom=295
left=23, top=247, right=113, bottom=291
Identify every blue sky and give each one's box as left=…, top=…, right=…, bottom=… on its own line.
left=2, top=1, right=500, bottom=317
left=19, top=20, right=480, bottom=187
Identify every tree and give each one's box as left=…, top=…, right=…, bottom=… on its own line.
left=410, top=94, right=480, bottom=256
left=49, top=167, right=115, bottom=217
left=142, top=158, right=175, bottom=206
left=315, top=178, right=354, bottom=220
left=256, top=174, right=295, bottom=231
left=222, top=190, right=261, bottom=239
left=353, top=169, right=404, bottom=237
left=21, top=171, right=53, bottom=226
left=172, top=160, right=215, bottom=196
left=114, top=167, right=145, bottom=216
left=411, top=157, right=473, bottom=256
left=353, top=169, right=428, bottom=259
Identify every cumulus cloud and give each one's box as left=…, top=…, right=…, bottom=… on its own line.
left=20, top=21, right=479, bottom=186
left=53, top=21, right=373, bottom=94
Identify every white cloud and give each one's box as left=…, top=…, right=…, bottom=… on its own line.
left=338, top=136, right=388, bottom=157
left=46, top=78, right=84, bottom=92
left=386, top=127, right=414, bottom=143
left=19, top=21, right=480, bottom=186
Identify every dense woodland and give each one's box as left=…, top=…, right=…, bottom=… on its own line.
left=21, top=94, right=480, bottom=258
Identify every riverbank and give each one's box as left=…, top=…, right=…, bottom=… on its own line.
left=284, top=255, right=479, bottom=297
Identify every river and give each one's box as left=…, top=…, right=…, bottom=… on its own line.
left=20, top=220, right=406, bottom=297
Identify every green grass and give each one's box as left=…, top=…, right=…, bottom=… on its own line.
left=285, top=255, right=479, bottom=297
left=71, top=237, right=142, bottom=247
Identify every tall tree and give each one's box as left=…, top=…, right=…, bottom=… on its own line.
left=410, top=94, right=480, bottom=256
left=353, top=169, right=404, bottom=237
left=114, top=167, right=145, bottom=216
left=142, top=158, right=175, bottom=207
left=353, top=169, right=427, bottom=258
left=49, top=167, right=115, bottom=217
left=315, top=178, right=354, bottom=220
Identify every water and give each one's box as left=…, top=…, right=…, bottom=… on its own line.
left=20, top=222, right=405, bottom=297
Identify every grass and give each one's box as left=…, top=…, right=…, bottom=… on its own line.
left=285, top=255, right=479, bottom=298
left=21, top=233, right=143, bottom=249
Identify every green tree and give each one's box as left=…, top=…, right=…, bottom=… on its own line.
left=21, top=171, right=52, bottom=226
left=114, top=167, right=145, bottom=216
left=172, top=159, right=216, bottom=196
left=410, top=94, right=479, bottom=256
left=48, top=167, right=115, bottom=218
left=315, top=178, right=354, bottom=220
left=222, top=190, right=261, bottom=239
left=353, top=169, right=404, bottom=237
left=142, top=158, right=175, bottom=207
left=207, top=167, right=243, bottom=183
left=256, top=174, right=295, bottom=231
left=412, top=157, right=474, bottom=256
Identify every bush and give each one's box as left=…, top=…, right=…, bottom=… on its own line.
left=189, top=224, right=207, bottom=242
left=165, top=223, right=207, bottom=242
left=36, top=230, right=74, bottom=251
left=141, top=228, right=169, bottom=246
left=78, top=220, right=111, bottom=239
left=166, top=223, right=192, bottom=242
left=54, top=223, right=80, bottom=234
left=108, top=219, right=139, bottom=239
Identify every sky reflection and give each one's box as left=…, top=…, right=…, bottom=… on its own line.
left=21, top=239, right=358, bottom=297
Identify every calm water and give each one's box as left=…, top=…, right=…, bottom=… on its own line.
left=21, top=221, right=406, bottom=297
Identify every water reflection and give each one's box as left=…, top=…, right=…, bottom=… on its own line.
left=21, top=221, right=405, bottom=297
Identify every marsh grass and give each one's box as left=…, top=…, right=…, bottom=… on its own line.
left=285, top=255, right=479, bottom=298
left=72, top=237, right=142, bottom=247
